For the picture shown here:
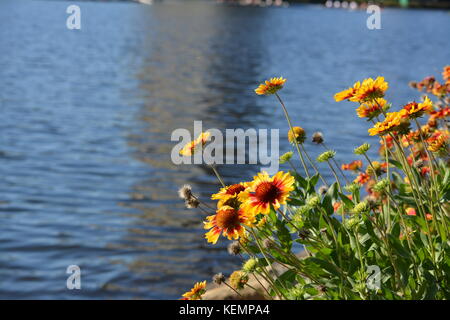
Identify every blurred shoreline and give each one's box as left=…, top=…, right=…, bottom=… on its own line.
left=217, top=0, right=450, bottom=9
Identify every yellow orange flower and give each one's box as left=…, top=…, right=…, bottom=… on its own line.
left=179, top=132, right=211, bottom=156
left=255, top=77, right=286, bottom=95
left=341, top=160, right=363, bottom=171
left=368, top=109, right=410, bottom=136
left=334, top=81, right=361, bottom=102
left=181, top=281, right=207, bottom=300
left=406, top=208, right=432, bottom=220
left=427, top=130, right=448, bottom=153
left=241, top=171, right=295, bottom=216
left=288, top=126, right=306, bottom=144
left=211, top=183, right=248, bottom=208
left=403, top=96, right=433, bottom=118
left=432, top=82, right=447, bottom=97
left=204, top=206, right=255, bottom=244
left=429, top=106, right=450, bottom=120
left=356, top=98, right=387, bottom=119
left=443, top=65, right=450, bottom=80
left=350, top=77, right=388, bottom=103
left=354, top=172, right=370, bottom=185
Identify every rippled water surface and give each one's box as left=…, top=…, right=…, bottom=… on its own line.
left=0, top=0, right=449, bottom=299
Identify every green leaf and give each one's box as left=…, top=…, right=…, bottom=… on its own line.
left=276, top=219, right=292, bottom=252
left=338, top=192, right=354, bottom=208
left=388, top=159, right=403, bottom=170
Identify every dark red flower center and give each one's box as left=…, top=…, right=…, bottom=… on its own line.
left=226, top=184, right=246, bottom=195
left=216, top=208, right=240, bottom=229
left=255, top=182, right=280, bottom=203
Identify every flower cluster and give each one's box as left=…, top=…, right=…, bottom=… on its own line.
left=177, top=71, right=449, bottom=300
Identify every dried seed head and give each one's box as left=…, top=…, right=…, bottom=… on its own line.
left=312, top=131, right=324, bottom=144
left=263, top=238, right=274, bottom=249
left=178, top=184, right=192, bottom=200
left=185, top=198, right=199, bottom=209
left=318, top=185, right=328, bottom=195
left=227, top=241, right=241, bottom=256
left=213, top=273, right=226, bottom=285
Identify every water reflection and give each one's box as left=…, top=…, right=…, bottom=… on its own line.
left=120, top=2, right=272, bottom=298
left=0, top=0, right=449, bottom=299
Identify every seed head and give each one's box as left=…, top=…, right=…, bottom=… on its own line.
left=373, top=178, right=390, bottom=193
left=279, top=151, right=293, bottom=164
left=227, top=241, right=241, bottom=256
left=354, top=143, right=371, bottom=155
left=306, top=195, right=320, bottom=208
left=242, top=258, right=258, bottom=273
left=352, top=201, right=369, bottom=214
left=229, top=271, right=248, bottom=290
left=178, top=184, right=192, bottom=200
left=312, top=132, right=324, bottom=144
left=185, top=198, right=199, bottom=209
left=213, top=273, right=226, bottom=285
left=317, top=150, right=336, bottom=163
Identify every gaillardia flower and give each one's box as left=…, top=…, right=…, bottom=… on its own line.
left=288, top=126, right=306, bottom=144
left=241, top=171, right=295, bottom=216
left=428, top=131, right=448, bottom=153
left=356, top=98, right=387, bottom=119
left=354, top=172, right=370, bottom=185
left=204, top=206, right=254, bottom=244
left=342, top=160, right=363, bottom=171
left=350, top=77, right=389, bottom=102
left=402, top=96, right=433, bottom=118
left=368, top=109, right=410, bottom=136
left=255, top=77, right=286, bottom=95
left=211, top=183, right=247, bottom=208
left=334, top=81, right=361, bottom=102
left=179, top=132, right=211, bottom=156
left=181, top=281, right=207, bottom=300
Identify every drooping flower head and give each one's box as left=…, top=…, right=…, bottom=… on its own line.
left=317, top=150, right=336, bottom=162
left=279, top=151, right=294, bottom=164
left=368, top=109, right=410, bottom=136
left=356, top=98, right=388, bottom=119
left=181, top=281, right=207, bottom=300
left=402, top=96, right=433, bottom=119
left=179, top=132, right=211, bottom=156
left=204, top=206, right=255, bottom=244
left=350, top=77, right=389, bottom=103
left=334, top=81, right=361, bottom=102
left=427, top=130, right=449, bottom=154
left=241, top=171, right=295, bottom=216
left=288, top=126, right=306, bottom=144
left=255, top=77, right=286, bottom=96
left=354, top=143, right=371, bottom=155
left=211, top=183, right=248, bottom=208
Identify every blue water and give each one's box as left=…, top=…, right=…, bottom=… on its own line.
left=0, top=0, right=448, bottom=299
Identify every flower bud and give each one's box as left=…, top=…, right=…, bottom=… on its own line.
left=288, top=127, right=306, bottom=144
